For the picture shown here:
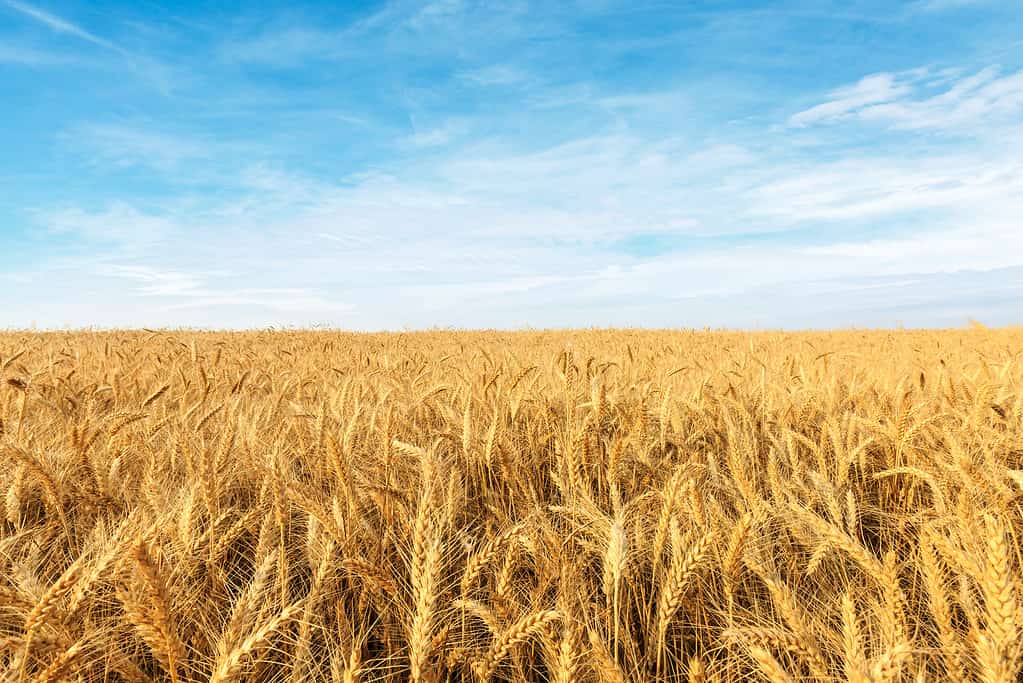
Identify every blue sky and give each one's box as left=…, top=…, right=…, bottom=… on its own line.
left=2, top=0, right=1022, bottom=329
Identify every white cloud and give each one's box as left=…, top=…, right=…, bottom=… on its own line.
left=219, top=1, right=536, bottom=68
left=159, top=291, right=351, bottom=313
left=220, top=28, right=346, bottom=66
left=0, top=43, right=79, bottom=66
left=316, top=232, right=376, bottom=247
left=104, top=264, right=205, bottom=296
left=597, top=90, right=689, bottom=113
left=790, top=67, right=1023, bottom=131
left=1, top=4, right=182, bottom=93
left=859, top=69, right=1023, bottom=129
left=64, top=124, right=214, bottom=171
left=102, top=263, right=353, bottom=314
left=40, top=202, right=176, bottom=246
left=458, top=65, right=528, bottom=86
left=3, top=0, right=120, bottom=52
left=403, top=273, right=590, bottom=302
left=746, top=155, right=1023, bottom=221
left=406, top=0, right=464, bottom=31
left=910, top=0, right=992, bottom=12
left=789, top=73, right=909, bottom=127
left=404, top=120, right=466, bottom=148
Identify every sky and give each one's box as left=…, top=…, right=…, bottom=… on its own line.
left=1, top=0, right=1022, bottom=330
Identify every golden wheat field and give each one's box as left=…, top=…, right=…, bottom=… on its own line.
left=1, top=328, right=1022, bottom=683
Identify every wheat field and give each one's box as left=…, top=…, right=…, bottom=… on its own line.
left=1, top=328, right=1021, bottom=682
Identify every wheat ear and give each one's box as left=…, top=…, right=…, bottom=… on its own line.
left=474, top=610, right=559, bottom=681
left=210, top=602, right=303, bottom=683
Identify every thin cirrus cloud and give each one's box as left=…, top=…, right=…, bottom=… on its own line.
left=789, top=66, right=1023, bottom=130
left=62, top=124, right=216, bottom=171
left=2, top=0, right=120, bottom=51
left=1, top=0, right=1022, bottom=328
left=0, top=43, right=79, bottom=65
left=788, top=73, right=912, bottom=127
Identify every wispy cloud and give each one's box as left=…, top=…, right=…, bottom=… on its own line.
left=746, top=154, right=1023, bottom=222
left=789, top=73, right=910, bottom=127
left=404, top=119, right=467, bottom=148
left=910, top=0, right=992, bottom=12
left=40, top=202, right=176, bottom=247
left=104, top=264, right=205, bottom=296
left=0, top=43, right=78, bottom=66
left=858, top=69, right=1023, bottom=130
left=219, top=27, right=345, bottom=66
left=103, top=264, right=353, bottom=313
left=3, top=0, right=121, bottom=52
left=458, top=65, right=529, bottom=87
left=62, top=124, right=214, bottom=171
left=791, top=67, right=1023, bottom=131
left=1, top=1, right=187, bottom=94
left=405, top=0, right=465, bottom=31
left=218, top=1, right=548, bottom=68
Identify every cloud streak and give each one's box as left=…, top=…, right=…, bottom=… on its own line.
left=789, top=73, right=909, bottom=127
left=790, top=67, right=1023, bottom=131
left=3, top=0, right=121, bottom=52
